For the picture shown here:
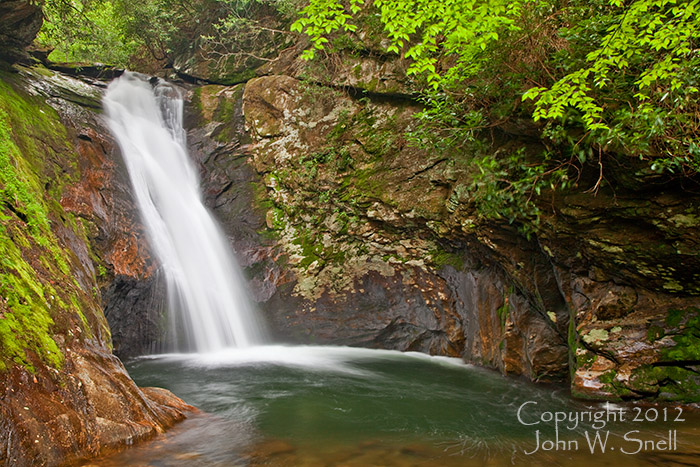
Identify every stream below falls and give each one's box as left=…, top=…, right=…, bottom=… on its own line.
left=83, top=345, right=700, bottom=466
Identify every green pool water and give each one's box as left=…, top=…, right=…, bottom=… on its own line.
left=86, top=346, right=700, bottom=466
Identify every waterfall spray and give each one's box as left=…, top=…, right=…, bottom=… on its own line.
left=104, top=72, right=265, bottom=352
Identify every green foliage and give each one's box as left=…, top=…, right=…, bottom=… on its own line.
left=293, top=0, right=700, bottom=229
left=291, top=0, right=363, bottom=59
left=37, top=0, right=138, bottom=65
left=407, top=92, right=485, bottom=154
left=524, top=0, right=700, bottom=176
left=496, top=286, right=514, bottom=332
left=37, top=0, right=253, bottom=67
left=470, top=148, right=570, bottom=230
left=199, top=0, right=300, bottom=78
left=293, top=0, right=523, bottom=85
left=108, top=0, right=190, bottom=62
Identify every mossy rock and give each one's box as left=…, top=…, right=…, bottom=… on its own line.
left=0, top=71, right=105, bottom=372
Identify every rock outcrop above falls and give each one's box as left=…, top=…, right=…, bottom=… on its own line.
left=0, top=0, right=43, bottom=63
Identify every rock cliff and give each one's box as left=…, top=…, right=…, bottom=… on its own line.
left=156, top=20, right=699, bottom=401
left=0, top=41, right=192, bottom=467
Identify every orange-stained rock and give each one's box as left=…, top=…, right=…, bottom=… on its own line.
left=61, top=126, right=155, bottom=281
left=107, top=234, right=154, bottom=278
left=0, top=345, right=194, bottom=466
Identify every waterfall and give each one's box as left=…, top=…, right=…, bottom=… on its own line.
left=103, top=72, right=265, bottom=353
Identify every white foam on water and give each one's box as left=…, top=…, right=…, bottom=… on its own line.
left=137, top=345, right=471, bottom=376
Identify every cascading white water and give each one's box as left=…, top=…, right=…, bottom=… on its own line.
left=103, top=72, right=265, bottom=352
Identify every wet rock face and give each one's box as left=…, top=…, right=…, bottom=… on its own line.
left=265, top=267, right=466, bottom=356
left=48, top=77, right=165, bottom=359
left=103, top=274, right=166, bottom=357
left=0, top=65, right=189, bottom=466
left=440, top=262, right=569, bottom=381
left=514, top=184, right=700, bottom=400
left=0, top=346, right=194, bottom=467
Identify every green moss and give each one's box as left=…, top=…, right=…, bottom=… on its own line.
left=0, top=74, right=88, bottom=372
left=70, top=294, right=92, bottom=338
left=352, top=63, right=363, bottom=79
left=568, top=314, right=578, bottom=380
left=576, top=350, right=596, bottom=370
left=292, top=229, right=323, bottom=270
left=647, top=324, right=665, bottom=343
left=662, top=308, right=700, bottom=362
left=665, top=307, right=686, bottom=327
left=328, top=109, right=351, bottom=142
left=662, top=279, right=683, bottom=292
left=605, top=308, right=700, bottom=401
left=212, top=91, right=238, bottom=143
left=215, top=96, right=236, bottom=125
left=627, top=364, right=700, bottom=402
left=269, top=206, right=287, bottom=230
left=355, top=107, right=398, bottom=157
left=599, top=369, right=616, bottom=384
left=429, top=247, right=465, bottom=270
left=358, top=77, right=380, bottom=92
left=594, top=368, right=635, bottom=400
left=343, top=165, right=386, bottom=201
left=215, top=68, right=257, bottom=86
left=0, top=228, right=63, bottom=372
left=496, top=303, right=508, bottom=332
left=190, top=87, right=203, bottom=122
